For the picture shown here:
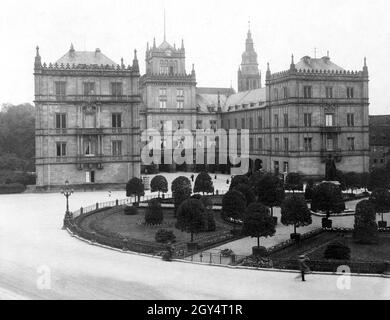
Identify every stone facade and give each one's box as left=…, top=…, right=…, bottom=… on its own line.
left=369, top=115, right=390, bottom=169
left=34, top=45, right=141, bottom=190
left=34, top=28, right=371, bottom=187
left=221, top=42, right=370, bottom=178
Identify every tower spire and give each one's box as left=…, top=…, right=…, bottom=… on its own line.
left=164, top=8, right=166, bottom=41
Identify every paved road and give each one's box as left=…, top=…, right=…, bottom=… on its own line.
left=0, top=191, right=389, bottom=300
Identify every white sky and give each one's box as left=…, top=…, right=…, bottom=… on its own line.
left=0, top=0, right=389, bottom=114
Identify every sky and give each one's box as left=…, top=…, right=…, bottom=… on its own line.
left=0, top=0, right=389, bottom=114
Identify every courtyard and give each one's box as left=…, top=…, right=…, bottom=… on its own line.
left=0, top=173, right=389, bottom=299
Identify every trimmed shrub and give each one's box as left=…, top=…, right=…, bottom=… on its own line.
left=324, top=241, right=351, bottom=260
left=281, top=194, right=312, bottom=235
left=145, top=199, right=163, bottom=225
left=311, top=182, right=345, bottom=218
left=155, top=229, right=176, bottom=244
left=222, top=190, right=246, bottom=221
left=0, top=183, right=26, bottom=194
left=285, top=172, right=303, bottom=192
left=233, top=183, right=256, bottom=205
left=124, top=206, right=138, bottom=216
left=242, top=202, right=276, bottom=248
left=176, top=198, right=205, bottom=242
left=194, top=171, right=214, bottom=194
left=150, top=175, right=168, bottom=196
left=171, top=176, right=192, bottom=214
left=353, top=200, right=378, bottom=244
left=126, top=177, right=145, bottom=202
left=229, top=175, right=250, bottom=190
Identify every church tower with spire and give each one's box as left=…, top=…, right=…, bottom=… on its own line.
left=237, top=26, right=261, bottom=92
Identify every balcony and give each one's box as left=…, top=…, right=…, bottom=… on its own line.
left=76, top=127, right=104, bottom=135
left=76, top=154, right=104, bottom=169
left=320, top=126, right=341, bottom=134
left=320, top=148, right=342, bottom=163
left=35, top=94, right=139, bottom=103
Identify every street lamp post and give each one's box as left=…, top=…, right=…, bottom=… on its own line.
left=61, top=180, right=74, bottom=229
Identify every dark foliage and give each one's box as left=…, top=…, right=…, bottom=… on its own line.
left=155, top=229, right=176, bottom=244
left=242, top=202, right=276, bottom=247
left=126, top=177, right=145, bottom=201
left=145, top=199, right=163, bottom=225
left=311, top=182, right=345, bottom=218
left=176, top=198, right=205, bottom=242
left=285, top=172, right=303, bottom=192
left=221, top=190, right=246, bottom=220
left=150, top=175, right=168, bottom=196
left=324, top=241, right=351, bottom=260
left=229, top=175, right=249, bottom=190
left=194, top=171, right=214, bottom=194
left=353, top=200, right=378, bottom=244
left=281, top=195, right=312, bottom=234
left=171, top=176, right=192, bottom=214
left=233, top=183, right=256, bottom=205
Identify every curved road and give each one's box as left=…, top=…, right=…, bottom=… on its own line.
left=0, top=191, right=389, bottom=300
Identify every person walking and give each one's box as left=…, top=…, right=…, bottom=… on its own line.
left=298, top=254, right=310, bottom=281
left=191, top=174, right=194, bottom=182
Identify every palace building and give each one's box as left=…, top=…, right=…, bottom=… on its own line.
left=34, top=27, right=370, bottom=189
left=34, top=45, right=141, bottom=190
left=221, top=28, right=370, bottom=176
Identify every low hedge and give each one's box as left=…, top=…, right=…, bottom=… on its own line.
left=0, top=183, right=26, bottom=194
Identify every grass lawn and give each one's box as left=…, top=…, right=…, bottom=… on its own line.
left=80, top=205, right=234, bottom=245
left=269, top=232, right=390, bottom=262
left=308, top=234, right=390, bottom=262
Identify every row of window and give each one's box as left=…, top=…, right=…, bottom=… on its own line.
left=159, top=88, right=184, bottom=97
left=273, top=86, right=355, bottom=99
left=56, top=140, right=123, bottom=157
left=55, top=113, right=123, bottom=129
left=54, top=81, right=123, bottom=98
left=225, top=113, right=355, bottom=129
left=159, top=120, right=218, bottom=130
left=159, top=88, right=185, bottom=109
left=247, top=136, right=356, bottom=152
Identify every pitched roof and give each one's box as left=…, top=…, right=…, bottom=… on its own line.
left=56, top=47, right=117, bottom=66
left=158, top=40, right=175, bottom=51
left=295, top=56, right=344, bottom=71
left=196, top=93, right=228, bottom=113
left=369, top=115, right=390, bottom=126
left=225, top=88, right=266, bottom=110
left=196, top=87, right=235, bottom=96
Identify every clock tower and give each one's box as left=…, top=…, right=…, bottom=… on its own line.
left=140, top=37, right=197, bottom=173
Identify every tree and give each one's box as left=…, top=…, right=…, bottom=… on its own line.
left=171, top=176, right=192, bottom=215
left=0, top=104, right=35, bottom=171
left=145, top=198, right=163, bottom=225
left=199, top=196, right=216, bottom=232
left=233, top=183, right=256, bottom=205
left=229, top=175, right=249, bottom=190
left=126, top=177, right=145, bottom=202
left=335, top=170, right=347, bottom=191
left=150, top=175, right=168, bottom=197
left=285, top=172, right=303, bottom=193
left=311, top=182, right=345, bottom=219
left=369, top=168, right=390, bottom=191
left=369, top=188, right=390, bottom=223
left=242, top=202, right=276, bottom=248
left=353, top=200, right=378, bottom=244
left=281, top=195, right=312, bottom=235
left=221, top=190, right=246, bottom=221
left=304, top=179, right=314, bottom=201
left=194, top=171, right=214, bottom=195
left=344, top=172, right=361, bottom=193
left=176, top=198, right=205, bottom=242
left=256, top=173, right=285, bottom=217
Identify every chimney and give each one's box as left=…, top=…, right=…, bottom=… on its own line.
left=95, top=48, right=101, bottom=56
